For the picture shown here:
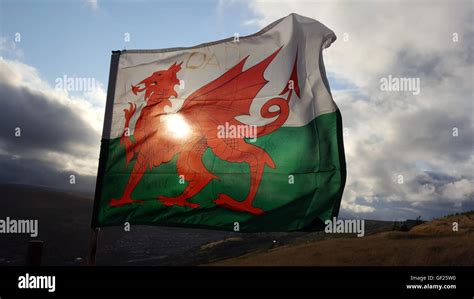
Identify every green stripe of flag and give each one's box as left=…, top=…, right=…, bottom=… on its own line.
left=95, top=110, right=345, bottom=232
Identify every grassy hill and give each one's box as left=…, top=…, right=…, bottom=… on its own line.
left=207, top=212, right=474, bottom=266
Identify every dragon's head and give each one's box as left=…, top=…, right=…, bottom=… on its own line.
left=131, top=62, right=182, bottom=103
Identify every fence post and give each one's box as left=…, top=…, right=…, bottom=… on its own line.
left=87, top=228, right=100, bottom=266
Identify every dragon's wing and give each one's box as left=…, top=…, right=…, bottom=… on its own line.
left=180, top=47, right=282, bottom=124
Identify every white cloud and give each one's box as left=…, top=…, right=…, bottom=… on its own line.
left=441, top=179, right=474, bottom=202
left=83, top=82, right=106, bottom=106
left=246, top=0, right=474, bottom=219
left=340, top=190, right=376, bottom=213
left=84, top=0, right=99, bottom=11
left=0, top=57, right=104, bottom=176
left=0, top=37, right=24, bottom=59
left=243, top=19, right=260, bottom=26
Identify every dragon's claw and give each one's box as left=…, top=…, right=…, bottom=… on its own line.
left=214, top=194, right=264, bottom=215
left=123, top=102, right=136, bottom=122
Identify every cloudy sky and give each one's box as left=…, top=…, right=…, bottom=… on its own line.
left=0, top=0, right=472, bottom=220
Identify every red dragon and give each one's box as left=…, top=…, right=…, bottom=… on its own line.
left=109, top=47, right=300, bottom=215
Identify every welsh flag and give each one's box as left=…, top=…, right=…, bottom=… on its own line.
left=91, top=14, right=346, bottom=232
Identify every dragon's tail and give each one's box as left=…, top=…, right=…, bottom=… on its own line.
left=255, top=95, right=291, bottom=137
left=229, top=92, right=292, bottom=138
left=250, top=49, right=300, bottom=138
left=228, top=50, right=299, bottom=139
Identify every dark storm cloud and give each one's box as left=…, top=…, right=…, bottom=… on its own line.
left=0, top=81, right=100, bottom=157
left=415, top=171, right=457, bottom=188
left=0, top=59, right=102, bottom=194
left=0, top=154, right=96, bottom=194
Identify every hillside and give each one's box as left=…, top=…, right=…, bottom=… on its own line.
left=0, top=184, right=306, bottom=265
left=0, top=184, right=235, bottom=265
left=2, top=183, right=469, bottom=266
left=207, top=213, right=474, bottom=266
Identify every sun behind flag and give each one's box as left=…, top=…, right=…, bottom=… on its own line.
left=91, top=13, right=346, bottom=232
